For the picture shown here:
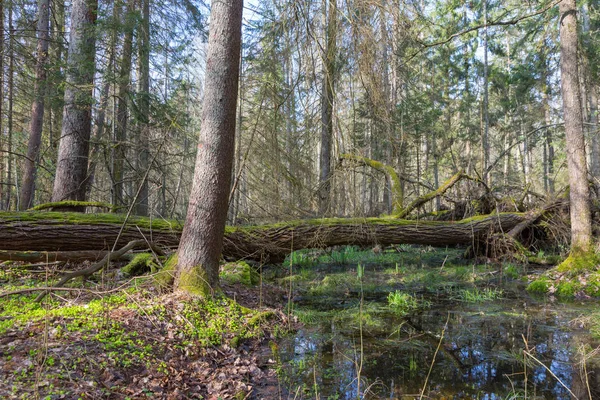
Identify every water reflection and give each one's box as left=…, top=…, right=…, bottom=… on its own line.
left=278, top=297, right=600, bottom=399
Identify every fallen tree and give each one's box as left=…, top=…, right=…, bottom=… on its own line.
left=0, top=211, right=532, bottom=262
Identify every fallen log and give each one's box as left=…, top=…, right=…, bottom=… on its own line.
left=0, top=211, right=529, bottom=262
left=0, top=250, right=108, bottom=263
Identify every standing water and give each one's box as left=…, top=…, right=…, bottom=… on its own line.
left=270, top=246, right=600, bottom=399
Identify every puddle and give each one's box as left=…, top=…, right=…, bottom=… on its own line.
left=270, top=247, right=600, bottom=399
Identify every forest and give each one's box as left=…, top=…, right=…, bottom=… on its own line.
left=1, top=0, right=600, bottom=398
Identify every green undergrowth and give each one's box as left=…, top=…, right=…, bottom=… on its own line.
left=387, top=291, right=430, bottom=315
left=527, top=251, right=600, bottom=298
left=0, top=273, right=283, bottom=375
left=452, top=287, right=504, bottom=303
left=278, top=245, right=527, bottom=303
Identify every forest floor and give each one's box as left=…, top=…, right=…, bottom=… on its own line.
left=2, top=246, right=600, bottom=399
left=0, top=263, right=295, bottom=400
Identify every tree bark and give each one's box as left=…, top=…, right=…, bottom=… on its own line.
left=318, top=0, right=336, bottom=215
left=559, top=0, right=592, bottom=253
left=6, top=1, right=15, bottom=210
left=0, top=0, right=4, bottom=206
left=112, top=0, right=137, bottom=209
left=51, top=0, right=99, bottom=207
left=20, top=0, right=51, bottom=210
left=589, top=85, right=600, bottom=194
left=86, top=0, right=117, bottom=200
left=135, top=0, right=150, bottom=216
left=174, top=0, right=244, bottom=295
left=0, top=211, right=529, bottom=263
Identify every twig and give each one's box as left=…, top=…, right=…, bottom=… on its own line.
left=33, top=240, right=151, bottom=302
left=523, top=347, right=579, bottom=399
left=419, top=313, right=450, bottom=400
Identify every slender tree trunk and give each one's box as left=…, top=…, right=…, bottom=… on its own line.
left=589, top=85, right=600, bottom=194
left=135, top=0, right=150, bottom=216
left=51, top=0, right=98, bottom=206
left=49, top=0, right=65, bottom=150
left=559, top=0, right=592, bottom=253
left=0, top=0, right=4, bottom=206
left=112, top=0, right=136, bottom=209
left=86, top=0, right=117, bottom=200
left=318, top=0, right=336, bottom=215
left=175, top=0, right=243, bottom=295
left=482, top=0, right=490, bottom=185
left=542, top=65, right=555, bottom=195
left=20, top=0, right=51, bottom=210
left=6, top=2, right=14, bottom=210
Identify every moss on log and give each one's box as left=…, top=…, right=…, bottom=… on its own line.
left=29, top=201, right=116, bottom=212
left=0, top=211, right=528, bottom=262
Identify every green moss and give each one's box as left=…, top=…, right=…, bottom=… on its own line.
left=220, top=261, right=259, bottom=286
left=29, top=201, right=116, bottom=212
left=176, top=267, right=215, bottom=297
left=248, top=310, right=275, bottom=326
left=556, top=251, right=600, bottom=275
left=527, top=277, right=551, bottom=294
left=0, top=211, right=183, bottom=232
left=123, top=253, right=159, bottom=277
left=154, top=253, right=177, bottom=288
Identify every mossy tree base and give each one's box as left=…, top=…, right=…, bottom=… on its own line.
left=527, top=250, right=600, bottom=298
left=556, top=250, right=600, bottom=274
left=175, top=266, right=221, bottom=298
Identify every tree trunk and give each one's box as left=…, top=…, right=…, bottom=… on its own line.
left=559, top=0, right=592, bottom=253
left=20, top=0, right=51, bottom=210
left=0, top=0, right=4, bottom=206
left=589, top=85, right=600, bottom=195
left=542, top=62, right=555, bottom=195
left=0, top=211, right=530, bottom=263
left=49, top=0, right=65, bottom=150
left=482, top=0, right=490, bottom=185
left=51, top=0, right=98, bottom=207
left=174, top=0, right=244, bottom=296
left=86, top=0, right=117, bottom=200
left=112, top=0, right=137, bottom=209
left=318, top=0, right=336, bottom=215
left=5, top=2, right=15, bottom=210
left=135, top=0, right=150, bottom=216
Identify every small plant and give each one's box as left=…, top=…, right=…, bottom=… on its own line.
left=527, top=277, right=550, bottom=294
left=503, top=264, right=520, bottom=280
left=455, top=287, right=503, bottom=302
left=387, top=291, right=427, bottom=315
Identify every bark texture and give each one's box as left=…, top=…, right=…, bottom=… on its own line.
left=318, top=0, right=336, bottom=215
left=135, top=0, right=150, bottom=216
left=51, top=0, right=98, bottom=206
left=559, top=0, right=592, bottom=253
left=175, top=0, right=244, bottom=295
left=0, top=212, right=528, bottom=262
left=112, top=0, right=136, bottom=208
left=20, top=0, right=50, bottom=210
